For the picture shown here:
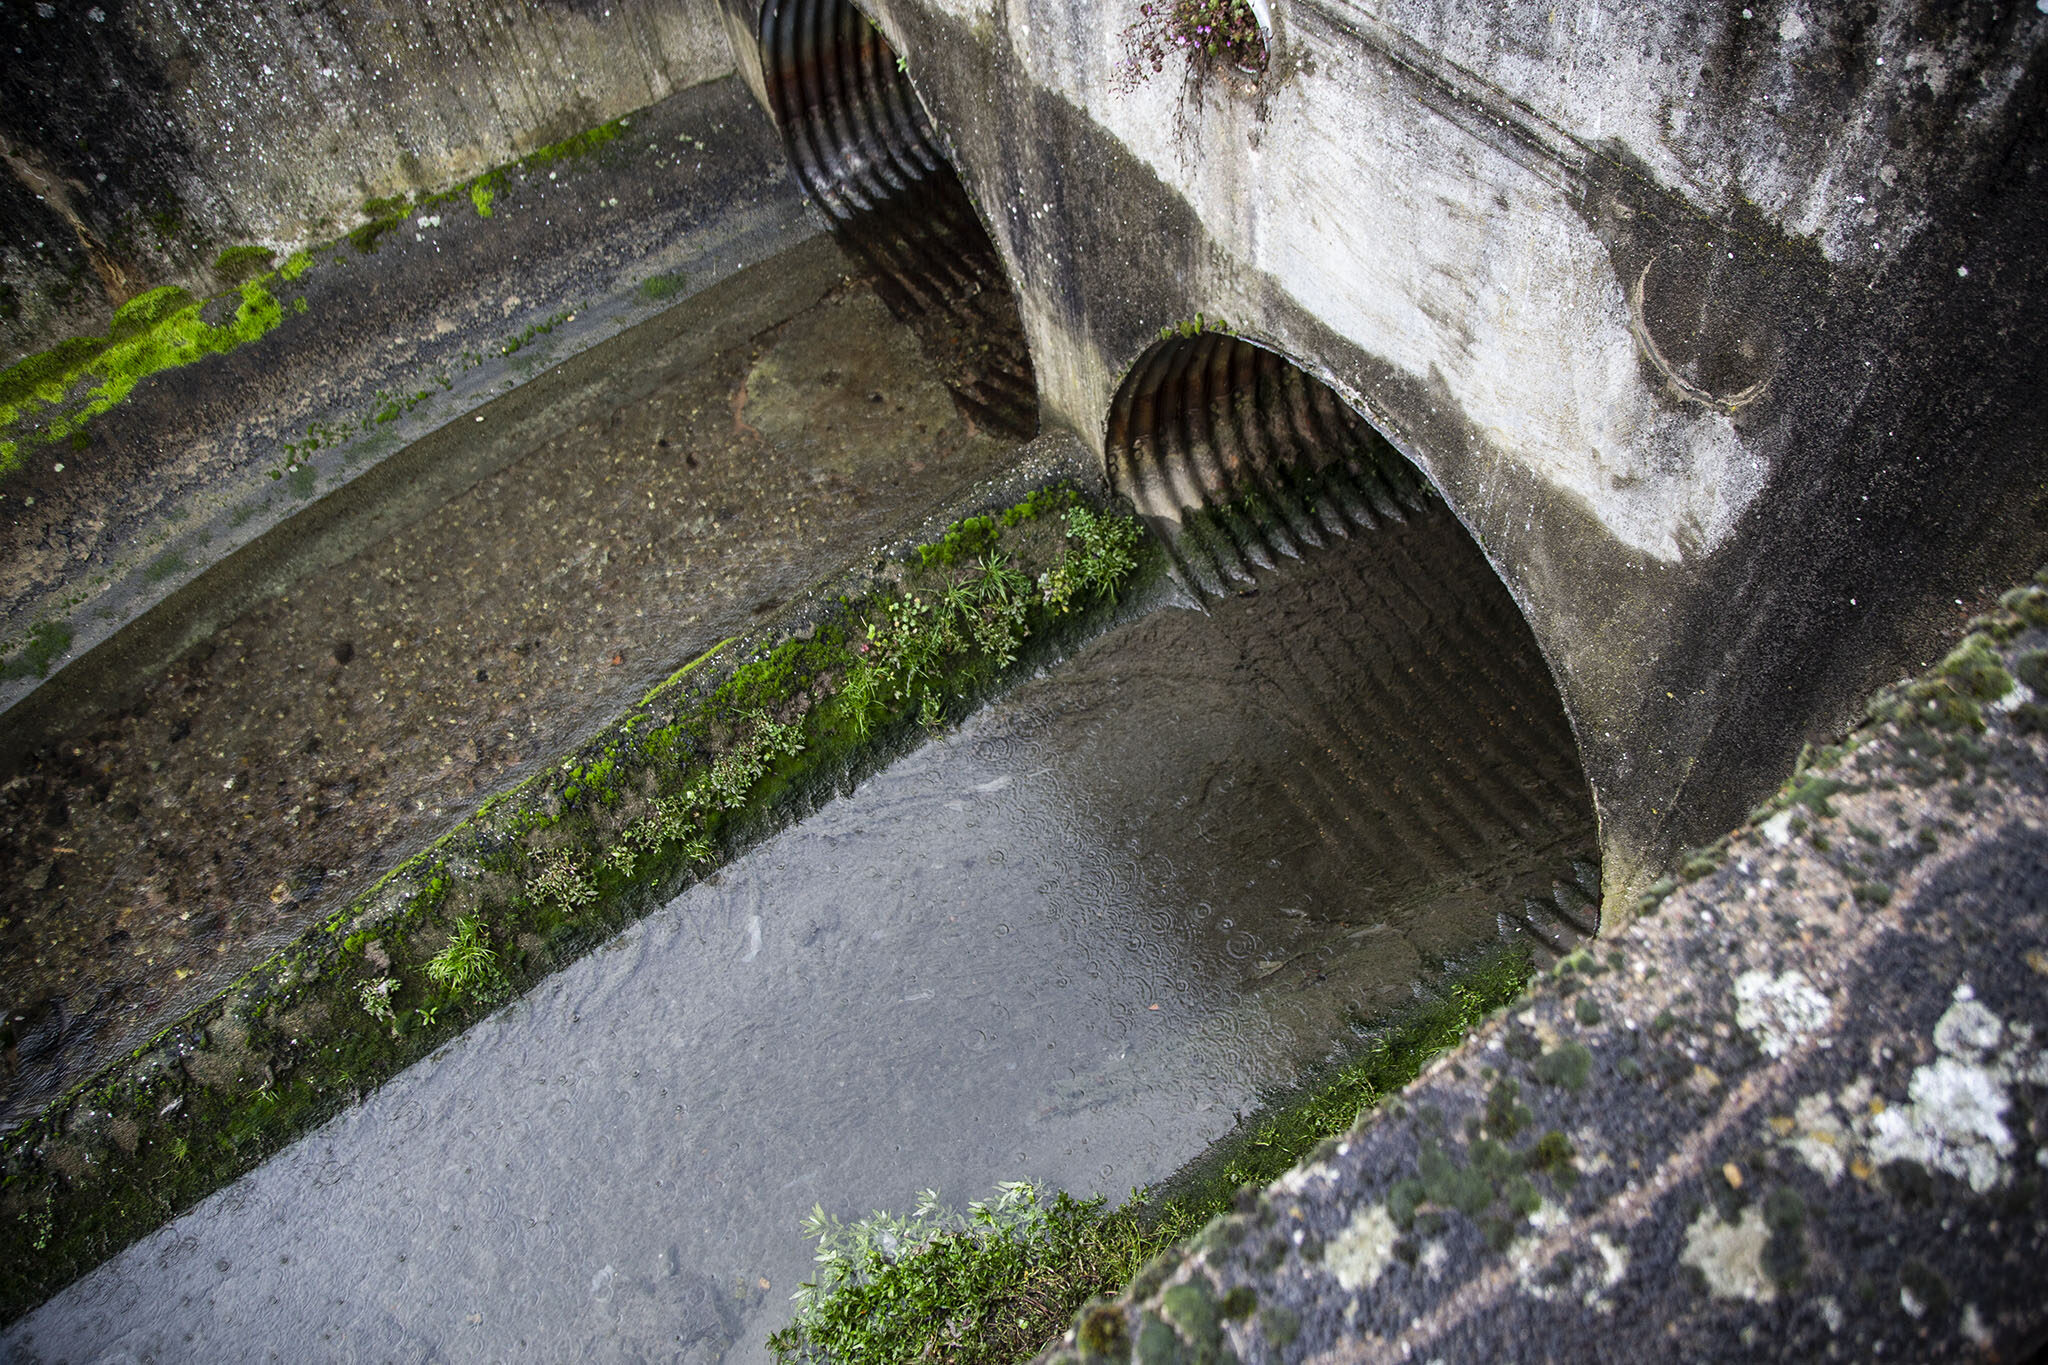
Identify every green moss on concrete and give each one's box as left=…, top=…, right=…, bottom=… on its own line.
left=0, top=620, right=72, bottom=681
left=211, top=245, right=276, bottom=283
left=0, top=268, right=309, bottom=474
left=640, top=270, right=690, bottom=303
left=0, top=484, right=1147, bottom=1327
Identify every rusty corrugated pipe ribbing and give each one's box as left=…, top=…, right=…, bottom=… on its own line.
left=1108, top=332, right=1602, bottom=949
left=758, top=0, right=1038, bottom=440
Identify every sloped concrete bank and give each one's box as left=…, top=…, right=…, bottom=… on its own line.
left=1056, top=572, right=2048, bottom=1363
left=0, top=449, right=1151, bottom=1324
left=1, top=74, right=816, bottom=728
left=0, top=235, right=1024, bottom=1137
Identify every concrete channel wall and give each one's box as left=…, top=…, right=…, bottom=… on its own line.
left=2, top=0, right=2046, bottom=1345
left=1, top=0, right=737, bottom=362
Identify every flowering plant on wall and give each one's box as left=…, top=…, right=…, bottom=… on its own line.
left=1113, top=0, right=1268, bottom=92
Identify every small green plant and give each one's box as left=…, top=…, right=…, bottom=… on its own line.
left=529, top=851, right=598, bottom=914
left=1114, top=0, right=1267, bottom=92
left=356, top=976, right=399, bottom=1027
left=470, top=182, right=496, bottom=218
left=424, top=916, right=506, bottom=1001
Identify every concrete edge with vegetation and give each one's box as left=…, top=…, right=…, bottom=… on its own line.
left=1030, top=569, right=2048, bottom=1364
left=0, top=448, right=1152, bottom=1326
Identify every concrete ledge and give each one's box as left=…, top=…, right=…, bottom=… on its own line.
left=1055, top=574, right=2048, bottom=1362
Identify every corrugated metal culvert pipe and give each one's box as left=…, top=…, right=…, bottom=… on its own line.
left=1108, top=331, right=1603, bottom=952
left=756, top=0, right=1039, bottom=440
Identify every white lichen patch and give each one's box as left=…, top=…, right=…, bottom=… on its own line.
left=1780, top=1090, right=1850, bottom=1184
left=1734, top=969, right=1832, bottom=1058
left=1516, top=1227, right=1630, bottom=1312
left=1680, top=1206, right=1776, bottom=1303
left=1323, top=1203, right=1400, bottom=1292
left=1774, top=985, right=2048, bottom=1194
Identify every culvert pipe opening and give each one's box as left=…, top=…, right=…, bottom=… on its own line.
left=1107, top=330, right=1604, bottom=953
left=757, top=0, right=1039, bottom=441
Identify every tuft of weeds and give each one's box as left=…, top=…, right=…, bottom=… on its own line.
left=766, top=949, right=1528, bottom=1365
left=528, top=851, right=598, bottom=914
left=770, top=1183, right=1190, bottom=1365
left=424, top=916, right=507, bottom=1002
left=1113, top=0, right=1267, bottom=91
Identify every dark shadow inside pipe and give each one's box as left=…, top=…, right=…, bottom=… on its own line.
left=756, top=0, right=1039, bottom=441
left=1107, top=331, right=1603, bottom=951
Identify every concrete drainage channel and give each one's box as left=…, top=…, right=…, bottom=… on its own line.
left=0, top=236, right=1605, bottom=1345
left=2, top=0, right=2045, bottom=1360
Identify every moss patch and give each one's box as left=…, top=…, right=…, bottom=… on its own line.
left=0, top=269, right=308, bottom=475
left=0, top=620, right=72, bottom=681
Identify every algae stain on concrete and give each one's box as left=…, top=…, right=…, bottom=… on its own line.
left=0, top=252, right=315, bottom=472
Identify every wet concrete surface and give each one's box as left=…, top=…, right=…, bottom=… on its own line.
left=0, top=242, right=1015, bottom=1131
left=5, top=526, right=1597, bottom=1363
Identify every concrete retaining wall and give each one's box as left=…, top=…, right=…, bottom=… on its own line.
left=2, top=0, right=736, bottom=362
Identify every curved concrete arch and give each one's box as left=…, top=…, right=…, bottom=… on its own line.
left=753, top=0, right=1040, bottom=439
left=1105, top=328, right=1605, bottom=951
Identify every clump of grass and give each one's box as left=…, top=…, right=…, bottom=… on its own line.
left=424, top=916, right=507, bottom=1002
left=768, top=952, right=1529, bottom=1365
left=770, top=1182, right=1186, bottom=1365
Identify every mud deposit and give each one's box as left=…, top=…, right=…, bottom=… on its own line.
left=7, top=522, right=1595, bottom=1363
left=0, top=265, right=1012, bottom=1130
